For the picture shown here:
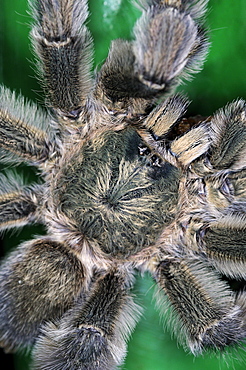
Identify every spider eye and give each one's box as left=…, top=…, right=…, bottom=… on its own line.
left=138, top=144, right=151, bottom=156
left=138, top=144, right=163, bottom=167
left=150, top=154, right=163, bottom=167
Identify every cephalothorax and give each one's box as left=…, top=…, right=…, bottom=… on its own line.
left=0, top=0, right=246, bottom=369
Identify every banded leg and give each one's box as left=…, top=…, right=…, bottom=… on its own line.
left=0, top=238, right=85, bottom=351
left=195, top=170, right=246, bottom=279
left=191, top=101, right=246, bottom=278
left=95, top=0, right=209, bottom=112
left=33, top=269, right=141, bottom=370
left=208, top=99, right=246, bottom=171
left=189, top=99, right=246, bottom=176
left=138, top=95, right=210, bottom=167
left=0, top=174, right=43, bottom=230
left=154, top=258, right=246, bottom=353
left=202, top=213, right=246, bottom=279
left=31, top=0, right=93, bottom=118
left=0, top=87, right=54, bottom=164
left=0, top=189, right=38, bottom=230
left=0, top=173, right=43, bottom=230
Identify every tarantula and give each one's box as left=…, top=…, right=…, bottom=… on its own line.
left=0, top=0, right=246, bottom=369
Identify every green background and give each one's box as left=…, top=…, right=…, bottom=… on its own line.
left=1, top=0, right=246, bottom=369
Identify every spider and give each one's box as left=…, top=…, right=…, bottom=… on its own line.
left=0, top=0, right=246, bottom=369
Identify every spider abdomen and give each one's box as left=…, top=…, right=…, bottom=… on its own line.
left=56, top=127, right=181, bottom=257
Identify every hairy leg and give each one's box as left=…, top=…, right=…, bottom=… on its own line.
left=0, top=180, right=42, bottom=230
left=0, top=87, right=55, bottom=164
left=152, top=98, right=246, bottom=353
left=31, top=0, right=93, bottom=119
left=0, top=238, right=85, bottom=351
left=137, top=95, right=210, bottom=167
left=189, top=100, right=246, bottom=277
left=201, top=213, right=246, bottom=279
left=32, top=268, right=141, bottom=370
left=208, top=100, right=246, bottom=171
left=154, top=258, right=246, bottom=354
left=95, top=0, right=209, bottom=113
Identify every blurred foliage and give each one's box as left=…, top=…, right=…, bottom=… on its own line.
left=0, top=0, right=246, bottom=369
